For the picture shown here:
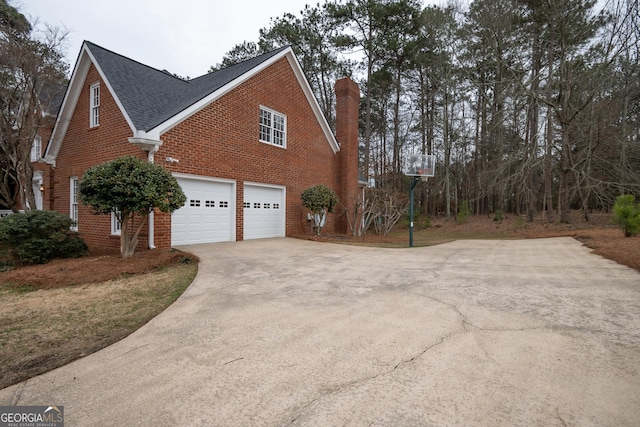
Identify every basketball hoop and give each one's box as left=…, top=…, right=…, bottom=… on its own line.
left=406, top=153, right=436, bottom=247
left=404, top=154, right=436, bottom=178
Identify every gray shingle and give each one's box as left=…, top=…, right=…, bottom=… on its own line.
left=85, top=42, right=289, bottom=131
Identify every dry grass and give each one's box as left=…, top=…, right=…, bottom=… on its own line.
left=0, top=253, right=197, bottom=390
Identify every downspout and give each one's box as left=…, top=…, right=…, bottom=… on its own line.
left=128, top=132, right=163, bottom=250
left=147, top=145, right=159, bottom=249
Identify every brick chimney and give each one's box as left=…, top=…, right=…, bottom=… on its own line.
left=335, top=77, right=360, bottom=234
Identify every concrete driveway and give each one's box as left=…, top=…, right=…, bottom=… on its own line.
left=2, top=237, right=639, bottom=426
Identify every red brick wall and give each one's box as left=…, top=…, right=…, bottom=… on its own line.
left=54, top=57, right=359, bottom=251
left=53, top=64, right=146, bottom=252
left=157, top=57, right=340, bottom=241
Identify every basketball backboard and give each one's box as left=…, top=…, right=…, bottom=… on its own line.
left=404, top=154, right=435, bottom=177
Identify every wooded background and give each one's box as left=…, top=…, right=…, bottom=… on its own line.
left=216, top=0, right=640, bottom=222
left=2, top=0, right=638, bottom=222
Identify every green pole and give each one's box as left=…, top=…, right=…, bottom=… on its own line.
left=409, top=176, right=419, bottom=247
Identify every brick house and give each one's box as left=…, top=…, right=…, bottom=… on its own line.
left=42, top=41, right=359, bottom=251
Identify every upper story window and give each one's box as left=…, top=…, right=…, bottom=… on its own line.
left=259, top=106, right=286, bottom=148
left=31, top=136, right=42, bottom=161
left=90, top=82, right=100, bottom=128
left=70, top=177, right=79, bottom=231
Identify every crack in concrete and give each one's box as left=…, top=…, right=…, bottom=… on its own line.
left=556, top=407, right=567, bottom=427
left=289, top=332, right=458, bottom=425
left=222, top=357, right=244, bottom=366
left=289, top=309, right=465, bottom=425
left=11, top=380, right=26, bottom=406
left=390, top=330, right=459, bottom=372
left=288, top=293, right=552, bottom=424
left=412, top=292, right=551, bottom=334
left=122, top=343, right=150, bottom=356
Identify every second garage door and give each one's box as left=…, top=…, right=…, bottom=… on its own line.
left=243, top=184, right=285, bottom=240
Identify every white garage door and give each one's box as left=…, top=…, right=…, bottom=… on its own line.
left=172, top=176, right=235, bottom=245
left=243, top=184, right=285, bottom=240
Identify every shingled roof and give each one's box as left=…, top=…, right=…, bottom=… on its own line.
left=85, top=42, right=289, bottom=131
left=45, top=41, right=340, bottom=162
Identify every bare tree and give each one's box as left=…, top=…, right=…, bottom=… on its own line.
left=0, top=1, right=68, bottom=211
left=364, top=187, right=408, bottom=235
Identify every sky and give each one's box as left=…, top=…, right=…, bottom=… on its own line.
left=17, top=0, right=322, bottom=78
left=17, top=0, right=443, bottom=79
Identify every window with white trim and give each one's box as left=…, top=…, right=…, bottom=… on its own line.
left=259, top=106, right=286, bottom=147
left=31, top=136, right=42, bottom=161
left=111, top=211, right=122, bottom=235
left=70, top=177, right=79, bottom=231
left=90, top=82, right=100, bottom=128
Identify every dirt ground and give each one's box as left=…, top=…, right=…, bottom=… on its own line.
left=1, top=211, right=638, bottom=288
left=299, top=211, right=640, bottom=273
left=444, top=211, right=638, bottom=273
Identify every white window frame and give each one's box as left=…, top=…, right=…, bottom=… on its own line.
left=90, top=82, right=100, bottom=128
left=31, top=135, right=42, bottom=161
left=70, top=177, right=79, bottom=231
left=259, top=106, right=286, bottom=148
left=111, top=211, right=122, bottom=235
left=29, top=171, right=44, bottom=210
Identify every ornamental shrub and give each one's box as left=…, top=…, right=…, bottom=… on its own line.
left=612, top=195, right=640, bottom=237
left=80, top=156, right=186, bottom=258
left=0, top=210, right=88, bottom=265
left=301, top=184, right=339, bottom=235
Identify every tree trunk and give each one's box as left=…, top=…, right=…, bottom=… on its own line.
left=474, top=88, right=481, bottom=215
left=526, top=22, right=541, bottom=222
left=363, top=37, right=374, bottom=181
left=443, top=89, right=451, bottom=220
left=559, top=128, right=572, bottom=223
left=120, top=218, right=135, bottom=259
left=544, top=33, right=556, bottom=223
left=393, top=66, right=402, bottom=190
left=119, top=213, right=148, bottom=259
left=559, top=64, right=572, bottom=224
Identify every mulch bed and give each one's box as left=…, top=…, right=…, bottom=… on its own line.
left=1, top=249, right=198, bottom=289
